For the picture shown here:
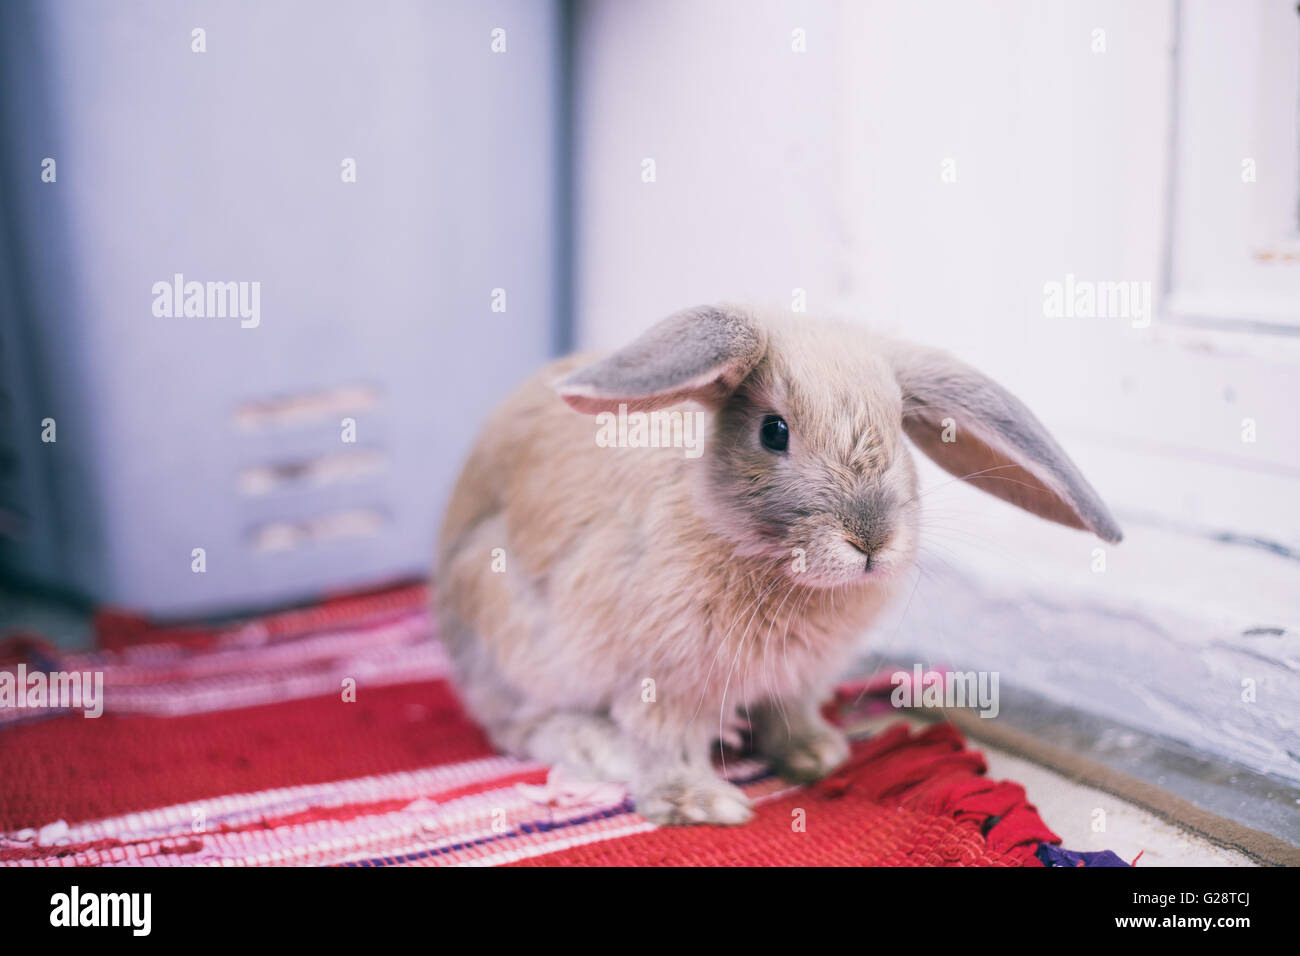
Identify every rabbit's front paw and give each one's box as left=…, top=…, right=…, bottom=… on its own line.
left=769, top=724, right=850, bottom=783
left=635, top=772, right=754, bottom=826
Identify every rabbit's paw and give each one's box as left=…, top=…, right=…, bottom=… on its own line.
left=769, top=724, right=849, bottom=783
left=635, top=772, right=754, bottom=826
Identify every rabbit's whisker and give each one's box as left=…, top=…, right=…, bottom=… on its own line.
left=718, top=575, right=783, bottom=773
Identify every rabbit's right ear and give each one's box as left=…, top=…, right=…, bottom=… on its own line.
left=554, top=305, right=766, bottom=414
left=886, top=338, right=1123, bottom=543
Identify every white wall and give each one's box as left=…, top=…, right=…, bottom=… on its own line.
left=573, top=0, right=1300, bottom=781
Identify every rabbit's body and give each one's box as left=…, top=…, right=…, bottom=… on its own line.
left=436, top=307, right=1120, bottom=824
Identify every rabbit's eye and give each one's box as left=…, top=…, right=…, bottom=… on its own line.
left=760, top=415, right=789, bottom=452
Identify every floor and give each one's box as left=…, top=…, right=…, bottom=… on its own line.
left=968, top=683, right=1300, bottom=850
left=2, top=581, right=1294, bottom=861
left=850, top=713, right=1254, bottom=866
left=984, top=746, right=1252, bottom=866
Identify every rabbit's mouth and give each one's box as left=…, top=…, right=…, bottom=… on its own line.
left=839, top=534, right=908, bottom=585
left=845, top=536, right=883, bottom=572
left=771, top=531, right=911, bottom=590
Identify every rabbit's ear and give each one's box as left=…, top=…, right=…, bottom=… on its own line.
left=887, top=340, right=1123, bottom=543
left=555, top=305, right=766, bottom=414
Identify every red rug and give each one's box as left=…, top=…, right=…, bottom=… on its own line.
left=0, top=583, right=1064, bottom=867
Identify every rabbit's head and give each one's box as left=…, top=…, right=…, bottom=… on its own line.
left=555, top=305, right=1121, bottom=589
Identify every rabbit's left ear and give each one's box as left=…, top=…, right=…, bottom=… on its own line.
left=554, top=305, right=766, bottom=414
left=887, top=340, right=1123, bottom=543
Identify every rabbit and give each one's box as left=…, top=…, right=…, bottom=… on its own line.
left=435, top=304, right=1121, bottom=825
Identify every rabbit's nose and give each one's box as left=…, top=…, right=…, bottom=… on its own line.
left=846, top=491, right=895, bottom=559
left=845, top=511, right=896, bottom=567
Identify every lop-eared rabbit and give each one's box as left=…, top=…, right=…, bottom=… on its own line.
left=437, top=305, right=1121, bottom=824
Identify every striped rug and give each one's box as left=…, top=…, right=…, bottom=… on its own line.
left=0, top=583, right=1080, bottom=867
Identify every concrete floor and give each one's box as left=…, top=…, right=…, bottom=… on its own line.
left=984, top=747, right=1252, bottom=866
left=851, top=713, right=1255, bottom=866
